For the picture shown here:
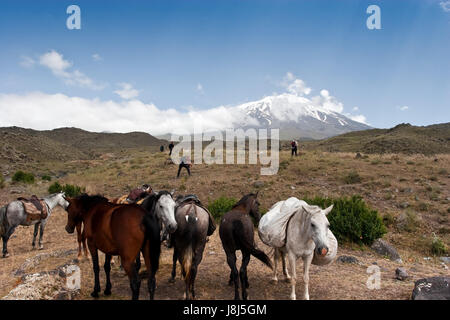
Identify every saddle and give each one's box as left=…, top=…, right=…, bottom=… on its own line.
left=176, top=194, right=216, bottom=236
left=17, top=195, right=48, bottom=223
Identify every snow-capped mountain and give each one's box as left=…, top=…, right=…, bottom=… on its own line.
left=233, top=93, right=371, bottom=140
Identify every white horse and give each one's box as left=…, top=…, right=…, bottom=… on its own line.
left=260, top=200, right=333, bottom=300
left=0, top=192, right=69, bottom=257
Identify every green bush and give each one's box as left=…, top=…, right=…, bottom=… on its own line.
left=12, top=171, right=35, bottom=184
left=343, top=171, right=362, bottom=184
left=41, top=175, right=52, bottom=181
left=431, top=236, right=448, bottom=256
left=48, top=182, right=85, bottom=197
left=208, top=196, right=237, bottom=221
left=304, top=195, right=386, bottom=246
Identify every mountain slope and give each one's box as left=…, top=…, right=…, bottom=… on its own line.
left=234, top=94, right=371, bottom=140
left=303, top=123, right=450, bottom=155
left=0, top=127, right=165, bottom=167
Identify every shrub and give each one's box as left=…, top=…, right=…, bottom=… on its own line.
left=41, top=175, right=52, bottom=181
left=12, top=171, right=35, bottom=184
left=431, top=235, right=448, bottom=256
left=304, top=195, right=386, bottom=246
left=382, top=212, right=395, bottom=227
left=343, top=171, right=362, bottom=184
left=396, top=210, right=420, bottom=232
left=48, top=182, right=85, bottom=197
left=208, top=196, right=237, bottom=221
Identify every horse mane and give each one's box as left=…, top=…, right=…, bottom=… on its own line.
left=141, top=191, right=171, bottom=215
left=74, top=194, right=109, bottom=212
left=232, top=193, right=257, bottom=209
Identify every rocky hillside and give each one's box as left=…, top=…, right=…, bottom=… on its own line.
left=302, top=123, right=450, bottom=155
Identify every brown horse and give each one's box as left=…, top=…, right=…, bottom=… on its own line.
left=219, top=193, right=272, bottom=300
left=65, top=194, right=164, bottom=300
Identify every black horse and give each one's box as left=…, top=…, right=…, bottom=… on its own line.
left=219, top=193, right=272, bottom=300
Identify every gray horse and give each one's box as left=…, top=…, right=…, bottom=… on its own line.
left=0, top=192, right=69, bottom=257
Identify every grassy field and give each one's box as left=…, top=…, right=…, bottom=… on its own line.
left=0, top=147, right=448, bottom=300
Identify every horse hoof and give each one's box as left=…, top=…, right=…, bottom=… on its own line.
left=38, top=246, right=44, bottom=250
left=104, top=289, right=111, bottom=296
left=270, top=278, right=278, bottom=283
left=2, top=253, right=10, bottom=258
left=284, top=277, right=291, bottom=283
left=91, top=291, right=99, bottom=298
left=168, top=278, right=175, bottom=284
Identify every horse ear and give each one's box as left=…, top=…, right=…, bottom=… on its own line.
left=255, top=191, right=259, bottom=197
left=170, top=189, right=176, bottom=196
left=323, top=204, right=333, bottom=216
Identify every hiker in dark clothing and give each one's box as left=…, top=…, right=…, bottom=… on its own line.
left=160, top=145, right=164, bottom=152
left=168, top=141, right=174, bottom=156
left=291, top=140, right=298, bottom=157
left=177, top=156, right=191, bottom=178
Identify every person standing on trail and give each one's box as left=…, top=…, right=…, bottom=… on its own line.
left=168, top=141, right=174, bottom=156
left=291, top=139, right=298, bottom=157
left=177, top=155, right=191, bottom=178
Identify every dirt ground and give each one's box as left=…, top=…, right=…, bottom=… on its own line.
left=0, top=150, right=448, bottom=300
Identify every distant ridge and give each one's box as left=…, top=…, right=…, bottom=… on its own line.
left=303, top=122, right=450, bottom=155
left=0, top=126, right=165, bottom=166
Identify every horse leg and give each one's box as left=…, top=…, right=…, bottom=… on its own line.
left=271, top=248, right=279, bottom=282
left=240, top=251, right=251, bottom=300
left=169, top=247, right=178, bottom=283
left=38, top=220, right=47, bottom=250
left=122, top=258, right=141, bottom=300
left=281, top=251, right=291, bottom=281
left=88, top=243, right=101, bottom=298
left=104, top=254, right=112, bottom=295
left=142, top=241, right=157, bottom=300
left=76, top=222, right=82, bottom=259
left=302, top=254, right=313, bottom=300
left=225, top=250, right=239, bottom=300
left=135, top=252, right=141, bottom=273
left=32, top=223, right=39, bottom=249
left=287, top=251, right=297, bottom=300
left=2, top=226, right=16, bottom=258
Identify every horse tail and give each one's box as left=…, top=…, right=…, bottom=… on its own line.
left=181, top=244, right=193, bottom=283
left=0, top=205, right=8, bottom=237
left=181, top=204, right=198, bottom=283
left=232, top=220, right=273, bottom=270
left=142, top=211, right=161, bottom=276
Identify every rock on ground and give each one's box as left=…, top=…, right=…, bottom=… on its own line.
left=395, top=267, right=409, bottom=281
left=411, top=276, right=450, bottom=300
left=3, top=263, right=80, bottom=300
left=337, top=255, right=359, bottom=264
left=371, top=239, right=402, bottom=263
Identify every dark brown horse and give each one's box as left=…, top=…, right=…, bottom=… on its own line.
left=169, top=195, right=216, bottom=299
left=219, top=193, right=272, bottom=300
left=65, top=194, right=164, bottom=300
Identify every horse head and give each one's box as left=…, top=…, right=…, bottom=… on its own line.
left=155, top=191, right=177, bottom=234
left=64, top=197, right=80, bottom=234
left=57, top=192, right=70, bottom=210
left=305, top=204, right=333, bottom=257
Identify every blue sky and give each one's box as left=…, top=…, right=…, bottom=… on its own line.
left=0, top=0, right=449, bottom=133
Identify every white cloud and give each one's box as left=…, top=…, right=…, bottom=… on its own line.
left=440, top=1, right=450, bottom=12
left=349, top=114, right=368, bottom=124
left=281, top=72, right=311, bottom=96
left=196, top=83, right=204, bottom=94
left=114, top=83, right=139, bottom=99
left=399, top=105, right=409, bottom=111
left=352, top=106, right=359, bottom=111
left=92, top=53, right=102, bottom=61
left=19, top=56, right=35, bottom=68
left=0, top=92, right=244, bottom=136
left=39, top=50, right=106, bottom=90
